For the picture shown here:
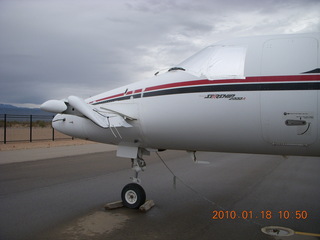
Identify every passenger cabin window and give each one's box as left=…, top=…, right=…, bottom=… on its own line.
left=178, top=45, right=247, bottom=80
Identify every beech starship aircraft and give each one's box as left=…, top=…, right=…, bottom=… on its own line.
left=41, top=32, right=320, bottom=208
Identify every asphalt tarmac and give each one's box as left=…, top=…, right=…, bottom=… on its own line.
left=0, top=145, right=319, bottom=240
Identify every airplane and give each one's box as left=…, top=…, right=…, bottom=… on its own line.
left=41, top=32, right=320, bottom=209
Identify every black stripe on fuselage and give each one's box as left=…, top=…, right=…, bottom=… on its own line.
left=143, top=82, right=320, bottom=98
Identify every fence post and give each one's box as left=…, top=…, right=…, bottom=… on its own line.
left=52, top=126, right=55, bottom=141
left=30, top=115, right=33, bottom=142
left=4, top=114, right=7, bottom=144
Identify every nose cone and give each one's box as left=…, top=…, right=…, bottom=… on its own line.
left=40, top=100, right=67, bottom=113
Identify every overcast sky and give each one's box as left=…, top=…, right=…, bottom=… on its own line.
left=0, top=0, right=319, bottom=107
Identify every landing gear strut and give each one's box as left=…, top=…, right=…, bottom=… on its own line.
left=121, top=149, right=147, bottom=209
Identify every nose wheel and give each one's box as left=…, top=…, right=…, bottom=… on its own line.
left=121, top=183, right=146, bottom=209
left=119, top=148, right=147, bottom=209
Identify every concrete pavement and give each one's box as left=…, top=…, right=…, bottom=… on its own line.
left=0, top=148, right=319, bottom=240
left=0, top=143, right=116, bottom=164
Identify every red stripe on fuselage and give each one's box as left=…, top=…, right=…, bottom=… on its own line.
left=134, top=89, right=143, bottom=93
left=92, top=75, right=320, bottom=104
left=96, top=93, right=125, bottom=102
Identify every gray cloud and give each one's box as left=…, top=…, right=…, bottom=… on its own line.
left=0, top=0, right=319, bottom=106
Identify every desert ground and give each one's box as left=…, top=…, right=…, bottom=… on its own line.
left=0, top=127, right=92, bottom=151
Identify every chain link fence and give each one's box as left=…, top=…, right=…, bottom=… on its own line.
left=0, top=114, right=73, bottom=144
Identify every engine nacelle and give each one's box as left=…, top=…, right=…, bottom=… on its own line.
left=52, top=114, right=120, bottom=144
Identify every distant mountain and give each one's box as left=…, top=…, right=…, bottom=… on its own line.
left=0, top=104, right=53, bottom=116
left=0, top=104, right=19, bottom=109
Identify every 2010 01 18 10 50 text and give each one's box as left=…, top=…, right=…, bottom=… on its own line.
left=212, top=210, right=308, bottom=220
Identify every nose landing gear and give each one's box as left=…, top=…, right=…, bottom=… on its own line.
left=120, top=149, right=147, bottom=209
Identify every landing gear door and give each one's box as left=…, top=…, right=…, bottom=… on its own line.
left=260, top=37, right=318, bottom=146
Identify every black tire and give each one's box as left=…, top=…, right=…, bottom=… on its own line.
left=121, top=183, right=146, bottom=209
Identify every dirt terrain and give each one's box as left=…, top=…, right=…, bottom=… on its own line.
left=0, top=126, right=93, bottom=151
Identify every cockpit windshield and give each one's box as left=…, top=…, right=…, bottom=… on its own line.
left=176, top=45, right=247, bottom=80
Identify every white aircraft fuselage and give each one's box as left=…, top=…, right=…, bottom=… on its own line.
left=45, top=33, right=320, bottom=157
left=41, top=32, right=320, bottom=208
